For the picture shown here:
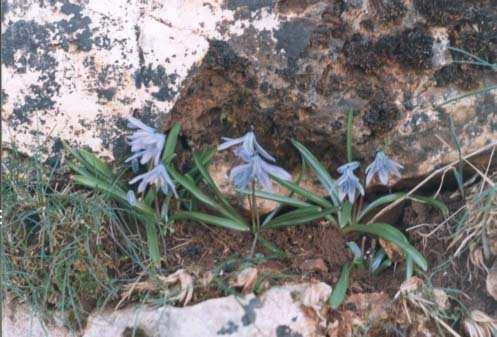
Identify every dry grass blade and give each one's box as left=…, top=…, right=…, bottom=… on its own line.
left=230, top=267, right=258, bottom=294
left=395, top=277, right=461, bottom=337
left=463, top=310, right=497, bottom=337
left=368, top=141, right=497, bottom=224
left=120, top=269, right=194, bottom=306
left=448, top=172, right=496, bottom=258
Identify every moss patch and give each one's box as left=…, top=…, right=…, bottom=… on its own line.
left=413, top=0, right=465, bottom=26
left=378, top=25, right=434, bottom=70
left=344, top=34, right=383, bottom=73
left=363, top=91, right=400, bottom=135
left=371, top=0, right=407, bottom=24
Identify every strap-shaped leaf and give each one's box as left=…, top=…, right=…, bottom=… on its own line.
left=145, top=222, right=161, bottom=266
left=408, top=195, right=449, bottom=217
left=73, top=174, right=156, bottom=218
left=193, top=154, right=245, bottom=225
left=162, top=122, right=181, bottom=165
left=64, top=141, right=113, bottom=179
left=186, top=148, right=216, bottom=180
left=338, top=202, right=352, bottom=228
left=258, top=237, right=288, bottom=258
left=168, top=165, right=248, bottom=228
left=172, top=211, right=249, bottom=231
left=358, top=193, right=449, bottom=221
left=345, top=223, right=428, bottom=271
left=358, top=193, right=406, bottom=221
left=238, top=189, right=311, bottom=208
left=329, top=263, right=351, bottom=309
left=78, top=148, right=113, bottom=179
left=266, top=207, right=334, bottom=228
left=291, top=140, right=339, bottom=206
left=270, top=174, right=334, bottom=209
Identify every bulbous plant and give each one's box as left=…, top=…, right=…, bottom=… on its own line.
left=257, top=111, right=448, bottom=309
left=219, top=131, right=292, bottom=254
left=168, top=131, right=303, bottom=257
left=67, top=118, right=186, bottom=266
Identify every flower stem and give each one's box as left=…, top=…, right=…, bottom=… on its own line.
left=249, top=181, right=260, bottom=258
left=346, top=110, right=354, bottom=162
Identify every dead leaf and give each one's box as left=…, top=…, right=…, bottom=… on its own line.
left=301, top=258, right=328, bottom=273
left=160, top=269, right=194, bottom=306
left=379, top=238, right=403, bottom=262
left=120, top=269, right=194, bottom=306
left=230, top=267, right=258, bottom=294
left=486, top=260, right=497, bottom=301
left=464, top=310, right=497, bottom=337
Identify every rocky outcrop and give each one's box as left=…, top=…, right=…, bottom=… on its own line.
left=3, top=283, right=331, bottom=337
left=2, top=0, right=496, bottom=180
left=170, top=0, right=497, bottom=181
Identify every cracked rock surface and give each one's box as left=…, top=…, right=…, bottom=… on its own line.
left=2, top=0, right=496, bottom=179
left=2, top=283, right=331, bottom=337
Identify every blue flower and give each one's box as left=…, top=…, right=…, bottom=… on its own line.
left=230, top=154, right=291, bottom=192
left=129, top=164, right=177, bottom=197
left=127, top=190, right=137, bottom=206
left=337, top=161, right=364, bottom=203
left=125, top=117, right=165, bottom=166
left=365, top=151, right=403, bottom=186
left=218, top=131, right=275, bottom=162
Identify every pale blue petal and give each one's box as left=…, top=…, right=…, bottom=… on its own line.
left=127, top=190, right=137, bottom=205
left=260, top=160, right=291, bottom=181
left=337, top=161, right=360, bottom=174
left=218, top=137, right=244, bottom=151
left=254, top=139, right=276, bottom=162
left=127, top=117, right=156, bottom=133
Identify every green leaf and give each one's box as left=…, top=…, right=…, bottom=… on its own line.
left=329, top=263, right=351, bottom=309
left=73, top=174, right=126, bottom=200
left=193, top=154, right=245, bottom=225
left=258, top=237, right=288, bottom=258
left=185, top=148, right=216, bottom=179
left=68, top=163, right=93, bottom=178
left=162, top=122, right=181, bottom=165
left=405, top=255, right=414, bottom=279
left=144, top=188, right=156, bottom=207
left=338, top=202, right=352, bottom=228
left=358, top=193, right=406, bottom=221
left=291, top=140, right=339, bottom=206
left=408, top=195, right=449, bottom=217
left=63, top=141, right=85, bottom=163
left=347, top=241, right=362, bottom=261
left=78, top=148, right=113, bottom=179
left=238, top=189, right=312, bottom=208
left=168, top=165, right=247, bottom=227
left=370, top=249, right=386, bottom=274
left=265, top=207, right=334, bottom=228
left=358, top=193, right=449, bottom=221
left=172, top=211, right=249, bottom=231
left=145, top=222, right=161, bottom=266
left=270, top=174, right=334, bottom=209
left=345, top=223, right=428, bottom=271
left=73, top=174, right=156, bottom=218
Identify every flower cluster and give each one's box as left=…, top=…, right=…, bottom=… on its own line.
left=126, top=117, right=176, bottom=203
left=337, top=162, right=364, bottom=203
left=218, top=131, right=291, bottom=192
left=337, top=151, right=403, bottom=203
